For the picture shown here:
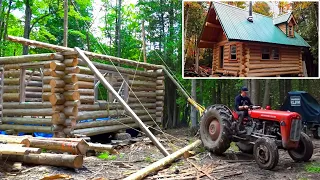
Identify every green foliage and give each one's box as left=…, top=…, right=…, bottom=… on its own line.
left=253, top=2, right=273, bottom=17
left=305, top=162, right=320, bottom=173
left=144, top=156, right=153, bottom=163
left=97, top=151, right=117, bottom=160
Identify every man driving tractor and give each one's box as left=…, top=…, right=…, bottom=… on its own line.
left=235, top=87, right=252, bottom=134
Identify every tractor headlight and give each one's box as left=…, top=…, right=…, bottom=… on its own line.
left=290, top=119, right=302, bottom=141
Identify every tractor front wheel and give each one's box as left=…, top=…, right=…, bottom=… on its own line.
left=200, top=105, right=232, bottom=155
left=288, top=132, right=313, bottom=162
left=312, top=126, right=320, bottom=139
left=253, top=138, right=279, bottom=170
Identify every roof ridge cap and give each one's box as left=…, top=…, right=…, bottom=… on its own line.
left=212, top=1, right=273, bottom=19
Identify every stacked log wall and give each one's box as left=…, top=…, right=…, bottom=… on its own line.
left=245, top=42, right=301, bottom=77
left=0, top=53, right=64, bottom=134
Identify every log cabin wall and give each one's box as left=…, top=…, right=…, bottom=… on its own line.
left=0, top=52, right=165, bottom=137
left=244, top=42, right=302, bottom=77
left=0, top=53, right=64, bottom=135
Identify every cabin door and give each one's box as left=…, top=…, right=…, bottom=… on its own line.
left=219, top=46, right=224, bottom=68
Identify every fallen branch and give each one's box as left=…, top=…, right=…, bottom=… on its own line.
left=123, top=139, right=202, bottom=180
left=186, top=159, right=214, bottom=180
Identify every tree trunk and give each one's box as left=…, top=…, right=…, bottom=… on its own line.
left=217, top=80, right=221, bottom=104
left=1, top=0, right=13, bottom=56
left=184, top=3, right=189, bottom=64
left=279, top=80, right=284, bottom=103
left=23, top=0, right=31, bottom=55
left=63, top=0, right=68, bottom=47
left=212, top=80, right=216, bottom=104
left=251, top=79, right=258, bottom=105
left=262, top=79, right=271, bottom=107
left=116, top=0, right=122, bottom=58
left=190, top=79, right=197, bottom=128
left=142, top=20, right=147, bottom=64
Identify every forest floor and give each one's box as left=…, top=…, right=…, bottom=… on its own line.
left=1, top=127, right=320, bottom=180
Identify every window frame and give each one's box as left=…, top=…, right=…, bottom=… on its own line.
left=229, top=45, right=237, bottom=60
left=288, top=25, right=293, bottom=37
left=261, top=47, right=280, bottom=60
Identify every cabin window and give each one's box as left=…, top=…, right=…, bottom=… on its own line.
left=230, top=45, right=237, bottom=60
left=288, top=26, right=293, bottom=37
left=19, top=66, right=44, bottom=103
left=271, top=48, right=279, bottom=59
left=261, top=47, right=270, bottom=60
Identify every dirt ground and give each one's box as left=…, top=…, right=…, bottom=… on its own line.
left=1, top=127, right=320, bottom=180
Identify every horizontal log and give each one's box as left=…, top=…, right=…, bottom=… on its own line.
left=3, top=93, right=19, bottom=101
left=77, top=81, right=94, bottom=89
left=3, top=85, right=19, bottom=93
left=128, top=97, right=157, bottom=103
left=50, top=61, right=66, bottom=71
left=64, top=100, right=81, bottom=107
left=248, top=70, right=301, bottom=77
left=79, top=61, right=158, bottom=77
left=76, top=109, right=156, bottom=121
left=50, top=79, right=65, bottom=88
left=249, top=67, right=300, bottom=74
left=78, top=89, right=94, bottom=95
left=25, top=92, right=42, bottom=98
left=52, top=113, right=66, bottom=125
left=52, top=105, right=64, bottom=112
left=80, top=96, right=94, bottom=104
left=0, top=124, right=52, bottom=133
left=4, top=70, right=41, bottom=78
left=78, top=66, right=93, bottom=75
left=72, top=121, right=155, bottom=136
left=63, top=106, right=78, bottom=116
left=87, top=143, right=114, bottom=152
left=26, top=86, right=43, bottom=92
left=0, top=135, right=31, bottom=146
left=64, top=58, right=78, bottom=67
left=43, top=76, right=60, bottom=84
left=249, top=63, right=298, bottom=69
left=63, top=91, right=80, bottom=101
left=0, top=144, right=41, bottom=155
left=75, top=115, right=155, bottom=129
left=75, top=74, right=94, bottom=82
left=79, top=103, right=156, bottom=111
left=0, top=53, right=63, bottom=65
left=3, top=108, right=54, bottom=116
left=65, top=66, right=80, bottom=74
left=1, top=117, right=52, bottom=126
left=29, top=139, right=88, bottom=155
left=64, top=74, right=78, bottom=84
left=3, top=60, right=57, bottom=70
left=50, top=94, right=66, bottom=105
left=2, top=102, right=52, bottom=109
left=2, top=153, right=83, bottom=169
left=129, top=92, right=156, bottom=98
left=65, top=83, right=79, bottom=91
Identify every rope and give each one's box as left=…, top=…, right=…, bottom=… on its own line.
left=70, top=0, right=187, bottom=147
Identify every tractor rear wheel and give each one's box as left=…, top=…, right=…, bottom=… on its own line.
left=288, top=132, right=313, bottom=162
left=236, top=142, right=253, bottom=154
left=200, top=105, right=233, bottom=155
left=253, top=138, right=279, bottom=170
left=312, top=126, right=320, bottom=139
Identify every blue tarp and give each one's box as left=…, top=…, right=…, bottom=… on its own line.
left=280, top=91, right=320, bottom=124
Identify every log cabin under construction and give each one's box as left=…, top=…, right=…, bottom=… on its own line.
left=0, top=36, right=165, bottom=138
left=197, top=2, right=311, bottom=77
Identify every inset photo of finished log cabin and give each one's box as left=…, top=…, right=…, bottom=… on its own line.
left=183, top=1, right=319, bottom=78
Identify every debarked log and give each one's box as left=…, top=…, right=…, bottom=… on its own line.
left=75, top=115, right=155, bottom=129
left=1, top=117, right=52, bottom=125
left=2, top=108, right=54, bottom=116
left=29, top=139, right=88, bottom=155
left=0, top=124, right=52, bottom=133
left=72, top=121, right=155, bottom=136
left=76, top=109, right=156, bottom=121
left=0, top=135, right=31, bottom=146
left=0, top=53, right=63, bottom=65
left=2, top=102, right=51, bottom=109
left=2, top=153, right=83, bottom=169
left=64, top=58, right=78, bottom=67
left=0, top=144, right=41, bottom=155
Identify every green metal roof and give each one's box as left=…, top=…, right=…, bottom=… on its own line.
left=273, top=12, right=291, bottom=25
left=212, top=2, right=310, bottom=47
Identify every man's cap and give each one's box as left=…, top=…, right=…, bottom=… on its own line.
left=241, top=86, right=249, bottom=92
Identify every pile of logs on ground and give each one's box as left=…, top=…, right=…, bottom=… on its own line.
left=0, top=135, right=115, bottom=169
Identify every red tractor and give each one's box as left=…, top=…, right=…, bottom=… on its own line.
left=200, top=104, right=314, bottom=170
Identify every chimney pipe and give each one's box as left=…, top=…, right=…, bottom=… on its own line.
left=248, top=1, right=253, bottom=22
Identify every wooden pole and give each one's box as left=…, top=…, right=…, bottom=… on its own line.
left=123, top=139, right=202, bottom=180
left=74, top=47, right=169, bottom=156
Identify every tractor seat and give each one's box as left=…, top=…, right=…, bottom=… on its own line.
left=232, top=111, right=248, bottom=121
